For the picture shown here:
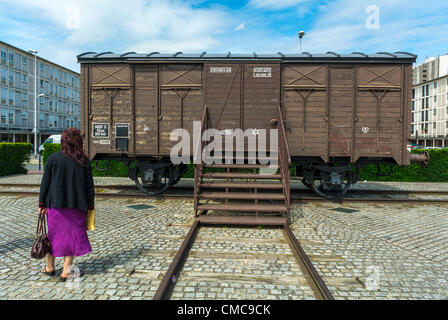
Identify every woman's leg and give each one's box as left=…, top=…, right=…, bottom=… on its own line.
left=62, top=256, right=74, bottom=277
left=46, top=253, right=55, bottom=272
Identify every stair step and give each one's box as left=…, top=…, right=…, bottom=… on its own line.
left=205, top=164, right=274, bottom=169
left=202, top=172, right=281, bottom=179
left=196, top=215, right=287, bottom=226
left=200, top=182, right=284, bottom=189
left=199, top=192, right=285, bottom=200
left=197, top=204, right=288, bottom=213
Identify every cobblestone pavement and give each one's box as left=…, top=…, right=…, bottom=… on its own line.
left=0, top=192, right=447, bottom=300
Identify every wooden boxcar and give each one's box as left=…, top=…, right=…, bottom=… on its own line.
left=77, top=51, right=423, bottom=198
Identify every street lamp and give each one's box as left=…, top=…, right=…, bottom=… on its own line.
left=298, top=30, right=306, bottom=54
left=28, top=49, right=38, bottom=158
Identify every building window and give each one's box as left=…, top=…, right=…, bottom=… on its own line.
left=0, top=49, right=6, bottom=62
left=433, top=122, right=436, bottom=129
left=412, top=101, right=415, bottom=111
left=434, top=95, right=437, bottom=103
left=0, top=109, right=6, bottom=124
left=8, top=53, right=14, bottom=65
left=22, top=111, right=27, bottom=126
left=39, top=113, right=44, bottom=128
left=8, top=71, right=13, bottom=85
left=434, top=82, right=438, bottom=89
left=8, top=110, right=14, bottom=124
left=412, top=88, right=415, bottom=99
left=8, top=89, right=14, bottom=105
left=1, top=88, right=6, bottom=104
left=0, top=68, right=6, bottom=83
left=425, top=110, right=428, bottom=121
left=22, top=92, right=27, bottom=107
left=426, top=97, right=429, bottom=108
left=22, top=56, right=27, bottom=66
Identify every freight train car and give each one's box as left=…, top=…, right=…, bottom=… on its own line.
left=77, top=51, right=427, bottom=202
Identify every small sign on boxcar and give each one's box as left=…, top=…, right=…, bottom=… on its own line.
left=210, top=67, right=232, bottom=73
left=253, top=67, right=271, bottom=78
left=92, top=123, right=109, bottom=138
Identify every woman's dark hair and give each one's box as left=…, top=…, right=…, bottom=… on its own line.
left=61, top=128, right=88, bottom=166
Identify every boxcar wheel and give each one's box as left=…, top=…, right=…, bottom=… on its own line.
left=309, top=178, right=351, bottom=199
left=304, top=167, right=354, bottom=199
left=301, top=178, right=313, bottom=190
left=133, top=164, right=174, bottom=195
left=170, top=164, right=187, bottom=186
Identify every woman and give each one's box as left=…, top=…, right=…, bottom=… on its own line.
left=38, top=128, right=94, bottom=281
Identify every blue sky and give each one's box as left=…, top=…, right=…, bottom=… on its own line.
left=0, top=0, right=447, bottom=72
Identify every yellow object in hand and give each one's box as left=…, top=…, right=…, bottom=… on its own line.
left=86, top=209, right=95, bottom=231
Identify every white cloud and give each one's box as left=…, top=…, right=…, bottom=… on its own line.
left=0, top=0, right=235, bottom=71
left=249, top=0, right=308, bottom=10
left=283, top=0, right=448, bottom=58
left=234, top=23, right=245, bottom=31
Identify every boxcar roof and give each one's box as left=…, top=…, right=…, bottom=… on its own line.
left=77, top=51, right=417, bottom=64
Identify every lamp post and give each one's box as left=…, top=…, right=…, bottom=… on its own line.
left=298, top=30, right=306, bottom=53
left=28, top=49, right=38, bottom=158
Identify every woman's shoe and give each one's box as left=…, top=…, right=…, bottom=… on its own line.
left=60, top=271, right=84, bottom=282
left=40, top=266, right=56, bottom=276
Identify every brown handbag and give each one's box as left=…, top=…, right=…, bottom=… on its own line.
left=30, top=212, right=51, bottom=259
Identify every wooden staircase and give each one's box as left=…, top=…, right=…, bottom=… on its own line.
left=193, top=106, right=291, bottom=223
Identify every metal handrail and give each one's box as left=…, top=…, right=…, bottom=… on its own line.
left=194, top=105, right=209, bottom=214
left=277, top=105, right=291, bottom=211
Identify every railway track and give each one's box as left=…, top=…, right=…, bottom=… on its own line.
left=153, top=218, right=334, bottom=300
left=2, top=183, right=448, bottom=203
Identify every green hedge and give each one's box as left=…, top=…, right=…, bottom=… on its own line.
left=0, top=143, right=32, bottom=176
left=359, top=149, right=448, bottom=182
left=42, top=143, right=61, bottom=167
left=42, top=143, right=128, bottom=177
left=91, top=160, right=128, bottom=177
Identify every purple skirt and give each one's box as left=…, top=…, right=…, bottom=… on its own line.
left=47, top=207, right=92, bottom=257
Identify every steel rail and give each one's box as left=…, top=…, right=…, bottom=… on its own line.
left=2, top=188, right=448, bottom=204
left=153, top=218, right=333, bottom=300
left=282, top=223, right=334, bottom=300
left=153, top=219, right=200, bottom=300
left=2, top=183, right=448, bottom=196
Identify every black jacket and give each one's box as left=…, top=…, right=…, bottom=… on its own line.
left=39, top=151, right=95, bottom=212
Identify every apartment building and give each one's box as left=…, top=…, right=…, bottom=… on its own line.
left=0, top=40, right=80, bottom=149
left=411, top=54, right=448, bottom=147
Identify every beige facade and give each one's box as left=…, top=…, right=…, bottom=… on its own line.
left=411, top=55, right=448, bottom=147
left=0, top=40, right=80, bottom=147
